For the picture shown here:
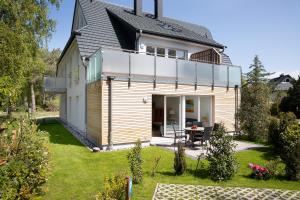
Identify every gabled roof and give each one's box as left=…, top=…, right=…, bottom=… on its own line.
left=269, top=74, right=293, bottom=84
left=107, top=8, right=224, bottom=49
left=58, top=0, right=225, bottom=64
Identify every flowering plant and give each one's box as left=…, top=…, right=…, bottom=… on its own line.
left=248, top=163, right=271, bottom=180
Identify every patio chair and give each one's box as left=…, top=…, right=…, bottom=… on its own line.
left=213, top=123, right=220, bottom=131
left=172, top=123, right=187, bottom=145
left=201, top=127, right=213, bottom=150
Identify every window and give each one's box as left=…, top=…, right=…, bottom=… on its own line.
left=146, top=46, right=155, bottom=55
left=157, top=47, right=165, bottom=57
left=177, top=50, right=186, bottom=60
left=168, top=49, right=176, bottom=58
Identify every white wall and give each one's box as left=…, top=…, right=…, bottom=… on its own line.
left=57, top=40, right=86, bottom=133
left=138, top=34, right=219, bottom=58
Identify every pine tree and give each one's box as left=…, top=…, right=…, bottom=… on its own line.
left=239, top=55, right=271, bottom=141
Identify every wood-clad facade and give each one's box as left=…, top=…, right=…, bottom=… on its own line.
left=87, top=81, right=102, bottom=145
left=190, top=48, right=221, bottom=64
left=86, top=80, right=239, bottom=147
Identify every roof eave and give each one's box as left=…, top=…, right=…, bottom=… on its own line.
left=56, top=31, right=81, bottom=76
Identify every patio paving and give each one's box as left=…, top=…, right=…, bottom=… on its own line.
left=150, top=137, right=265, bottom=159
left=152, top=183, right=300, bottom=200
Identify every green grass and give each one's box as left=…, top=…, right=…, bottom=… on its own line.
left=0, top=111, right=58, bottom=119
left=39, top=121, right=300, bottom=200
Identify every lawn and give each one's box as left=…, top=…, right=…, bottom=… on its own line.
left=0, top=111, right=58, bottom=119
left=39, top=121, right=300, bottom=200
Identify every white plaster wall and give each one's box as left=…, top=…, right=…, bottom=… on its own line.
left=57, top=40, right=86, bottom=132
left=138, top=34, right=220, bottom=58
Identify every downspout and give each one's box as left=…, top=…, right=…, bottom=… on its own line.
left=136, top=29, right=143, bottom=52
left=107, top=76, right=115, bottom=151
left=82, top=57, right=89, bottom=141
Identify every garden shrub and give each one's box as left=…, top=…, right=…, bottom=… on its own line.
left=150, top=155, right=161, bottom=177
left=279, top=124, right=300, bottom=180
left=174, top=142, right=186, bottom=175
left=278, top=112, right=297, bottom=132
left=207, top=123, right=238, bottom=181
left=0, top=117, right=49, bottom=199
left=96, top=172, right=127, bottom=200
left=270, top=102, right=279, bottom=116
left=265, top=158, right=283, bottom=177
left=127, top=140, right=143, bottom=184
left=268, top=116, right=280, bottom=146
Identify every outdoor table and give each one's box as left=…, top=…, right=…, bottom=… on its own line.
left=184, top=127, right=204, bottom=147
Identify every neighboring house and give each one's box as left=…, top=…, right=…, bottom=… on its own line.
left=269, top=74, right=294, bottom=102
left=44, top=0, right=242, bottom=149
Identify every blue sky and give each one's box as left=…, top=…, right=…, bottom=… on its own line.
left=49, top=0, right=300, bottom=77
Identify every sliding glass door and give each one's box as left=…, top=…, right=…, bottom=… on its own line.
left=164, top=96, right=181, bottom=136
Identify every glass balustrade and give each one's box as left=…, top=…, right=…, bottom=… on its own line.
left=87, top=48, right=242, bottom=88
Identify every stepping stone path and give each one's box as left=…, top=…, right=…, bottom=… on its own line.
left=153, top=184, right=300, bottom=200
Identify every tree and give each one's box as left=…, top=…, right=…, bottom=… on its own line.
left=207, top=123, right=238, bottom=181
left=279, top=124, right=300, bottom=180
left=0, top=0, right=61, bottom=115
left=174, top=142, right=186, bottom=175
left=239, top=56, right=271, bottom=141
left=127, top=140, right=143, bottom=184
left=280, top=76, right=300, bottom=118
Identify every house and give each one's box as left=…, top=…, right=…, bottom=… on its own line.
left=44, top=0, right=242, bottom=149
left=269, top=74, right=294, bottom=102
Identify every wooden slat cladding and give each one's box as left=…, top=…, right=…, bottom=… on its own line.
left=190, top=48, right=221, bottom=64
left=87, top=81, right=102, bottom=145
left=102, top=81, right=152, bottom=145
left=100, top=81, right=240, bottom=145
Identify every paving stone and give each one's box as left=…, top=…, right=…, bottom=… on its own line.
left=152, top=184, right=300, bottom=200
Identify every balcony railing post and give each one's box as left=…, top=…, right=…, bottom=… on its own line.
left=195, top=62, right=197, bottom=90
left=227, top=66, right=229, bottom=91
left=175, top=58, right=178, bottom=89
left=212, top=64, right=215, bottom=90
left=128, top=53, right=131, bottom=88
left=154, top=55, right=156, bottom=88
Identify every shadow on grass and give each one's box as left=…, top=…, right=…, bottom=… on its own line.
left=157, top=171, right=177, bottom=176
left=247, top=147, right=278, bottom=161
left=38, top=118, right=83, bottom=147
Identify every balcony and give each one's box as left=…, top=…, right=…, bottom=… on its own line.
left=44, top=76, right=66, bottom=93
left=88, top=48, right=242, bottom=88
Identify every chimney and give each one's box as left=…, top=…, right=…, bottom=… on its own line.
left=154, top=0, right=163, bottom=20
left=134, top=0, right=142, bottom=16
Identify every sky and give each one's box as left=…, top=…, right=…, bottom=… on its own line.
left=48, top=0, right=300, bottom=77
